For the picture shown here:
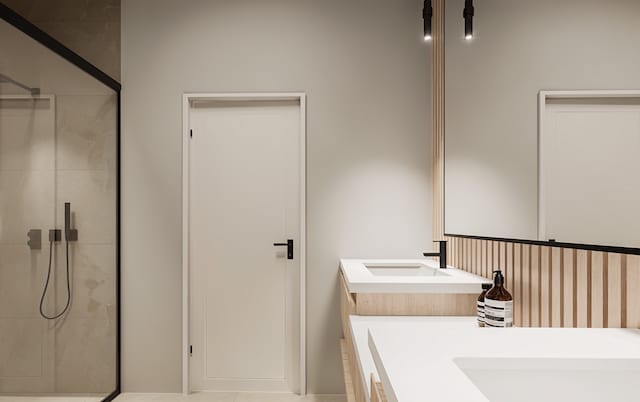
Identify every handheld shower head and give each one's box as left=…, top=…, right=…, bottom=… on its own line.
left=65, top=202, right=71, bottom=240
left=64, top=202, right=78, bottom=241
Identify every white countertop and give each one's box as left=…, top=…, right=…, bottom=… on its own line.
left=349, top=316, right=381, bottom=402
left=340, top=258, right=491, bottom=293
left=367, top=316, right=640, bottom=402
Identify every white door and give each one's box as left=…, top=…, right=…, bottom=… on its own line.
left=188, top=97, right=303, bottom=393
left=540, top=96, right=640, bottom=248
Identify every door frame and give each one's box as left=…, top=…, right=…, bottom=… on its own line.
left=537, top=89, right=640, bottom=242
left=181, top=92, right=307, bottom=394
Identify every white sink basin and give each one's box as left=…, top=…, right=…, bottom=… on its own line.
left=340, top=258, right=491, bottom=294
left=364, top=262, right=449, bottom=277
left=456, top=357, right=640, bottom=402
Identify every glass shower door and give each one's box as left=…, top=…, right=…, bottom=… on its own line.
left=0, top=94, right=58, bottom=393
left=0, top=12, right=118, bottom=401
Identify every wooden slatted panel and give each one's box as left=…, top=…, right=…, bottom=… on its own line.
left=513, top=243, right=522, bottom=326
left=621, top=255, right=628, bottom=328
left=476, top=240, right=481, bottom=276
left=445, top=237, right=639, bottom=329
left=531, top=246, right=542, bottom=327
left=450, top=237, right=455, bottom=267
left=563, top=249, right=575, bottom=327
left=607, top=253, right=623, bottom=328
left=540, top=246, right=550, bottom=327
left=431, top=0, right=445, bottom=242
left=489, top=240, right=494, bottom=278
left=470, top=239, right=476, bottom=275
left=503, top=243, right=513, bottom=323
left=480, top=240, right=487, bottom=279
left=551, top=247, right=562, bottom=327
left=467, top=238, right=473, bottom=272
left=576, top=250, right=589, bottom=327
left=521, top=244, right=531, bottom=327
left=591, top=251, right=605, bottom=328
left=627, top=255, right=640, bottom=328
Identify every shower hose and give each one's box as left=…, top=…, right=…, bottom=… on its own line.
left=39, top=236, right=71, bottom=320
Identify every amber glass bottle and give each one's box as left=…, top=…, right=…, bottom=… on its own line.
left=476, top=283, right=492, bottom=327
left=484, top=270, right=513, bottom=328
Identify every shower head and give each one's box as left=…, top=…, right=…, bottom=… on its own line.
left=0, top=73, right=40, bottom=96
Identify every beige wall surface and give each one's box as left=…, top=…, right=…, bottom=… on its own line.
left=444, top=0, right=640, bottom=240
left=121, top=0, right=432, bottom=393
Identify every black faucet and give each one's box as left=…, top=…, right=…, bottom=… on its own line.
left=423, top=240, right=448, bottom=269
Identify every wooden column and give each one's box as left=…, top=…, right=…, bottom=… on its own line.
left=432, top=0, right=445, bottom=241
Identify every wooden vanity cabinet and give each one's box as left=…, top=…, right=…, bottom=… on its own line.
left=339, top=271, right=477, bottom=402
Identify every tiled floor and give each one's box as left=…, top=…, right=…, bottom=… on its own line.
left=114, top=393, right=346, bottom=402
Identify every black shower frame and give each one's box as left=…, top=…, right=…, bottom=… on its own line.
left=0, top=3, right=122, bottom=401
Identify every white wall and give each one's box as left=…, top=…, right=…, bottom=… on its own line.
left=444, top=0, right=640, bottom=239
left=121, top=0, right=431, bottom=393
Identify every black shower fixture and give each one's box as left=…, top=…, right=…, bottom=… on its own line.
left=464, top=0, right=474, bottom=40
left=423, top=0, right=433, bottom=41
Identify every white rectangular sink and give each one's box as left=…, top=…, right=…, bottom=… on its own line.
left=367, top=317, right=640, bottom=402
left=340, top=258, right=491, bottom=294
left=456, top=357, right=640, bottom=402
left=364, top=262, right=449, bottom=277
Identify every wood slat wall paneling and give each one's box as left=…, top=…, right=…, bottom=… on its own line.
left=576, top=250, right=589, bottom=327
left=563, top=249, right=575, bottom=327
left=607, top=253, right=622, bottom=328
left=591, top=251, right=605, bottom=328
left=551, top=248, right=562, bottom=327
left=621, top=255, right=627, bottom=328
left=467, top=238, right=472, bottom=273
left=442, top=236, right=638, bottom=329
left=514, top=244, right=522, bottom=327
left=540, top=246, right=550, bottom=327
left=627, top=255, right=640, bottom=328
left=521, top=244, right=531, bottom=327
left=431, top=0, right=445, bottom=242
left=531, top=245, right=541, bottom=327
left=476, top=240, right=481, bottom=276
left=481, top=240, right=487, bottom=279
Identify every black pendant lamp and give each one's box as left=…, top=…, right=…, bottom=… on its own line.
left=423, top=0, right=433, bottom=41
left=463, top=0, right=474, bottom=40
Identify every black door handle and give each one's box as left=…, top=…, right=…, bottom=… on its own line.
left=273, top=239, right=294, bottom=260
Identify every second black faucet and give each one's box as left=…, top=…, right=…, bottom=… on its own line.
left=423, top=240, right=447, bottom=269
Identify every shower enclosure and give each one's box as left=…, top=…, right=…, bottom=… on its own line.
left=0, top=5, right=120, bottom=402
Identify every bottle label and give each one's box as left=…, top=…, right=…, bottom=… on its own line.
left=477, top=301, right=485, bottom=324
left=484, top=299, right=513, bottom=328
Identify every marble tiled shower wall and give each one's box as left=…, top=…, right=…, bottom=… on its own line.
left=0, top=94, right=117, bottom=394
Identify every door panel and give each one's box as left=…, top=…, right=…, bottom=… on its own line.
left=189, top=99, right=301, bottom=392
left=542, top=100, right=640, bottom=247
